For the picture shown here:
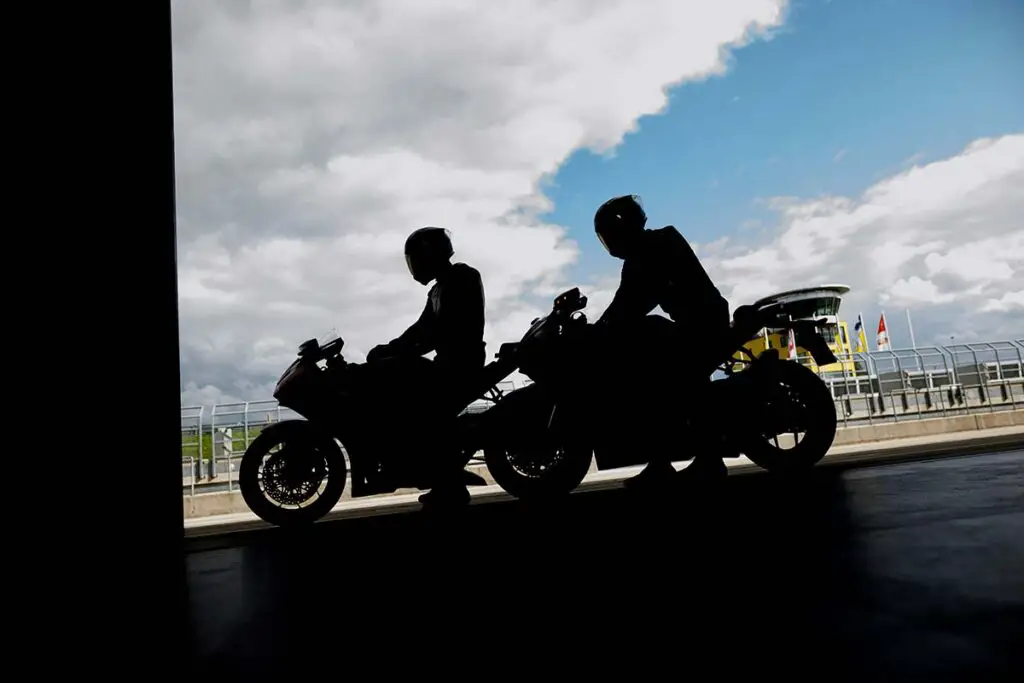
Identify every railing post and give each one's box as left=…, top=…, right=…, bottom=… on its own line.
left=208, top=404, right=218, bottom=480
left=244, top=401, right=251, bottom=450
left=185, top=456, right=195, bottom=497
left=892, top=354, right=908, bottom=420
left=838, top=352, right=850, bottom=422
left=1015, top=341, right=1024, bottom=407
left=909, top=349, right=927, bottom=417
left=222, top=428, right=234, bottom=492
left=197, top=406, right=204, bottom=464
left=965, top=344, right=985, bottom=411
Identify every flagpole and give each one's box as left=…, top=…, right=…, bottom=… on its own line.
left=906, top=309, right=917, bottom=349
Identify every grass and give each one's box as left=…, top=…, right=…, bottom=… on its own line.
left=181, top=426, right=266, bottom=462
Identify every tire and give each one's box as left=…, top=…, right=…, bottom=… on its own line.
left=484, top=441, right=593, bottom=502
left=239, top=420, right=348, bottom=527
left=737, top=360, right=838, bottom=474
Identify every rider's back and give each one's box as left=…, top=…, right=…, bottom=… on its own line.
left=650, top=226, right=728, bottom=325
left=602, top=225, right=729, bottom=330
left=429, top=261, right=486, bottom=373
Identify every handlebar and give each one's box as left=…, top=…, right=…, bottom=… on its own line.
left=495, top=342, right=520, bottom=360
left=297, top=336, right=346, bottom=362
left=552, top=287, right=587, bottom=315
left=321, top=337, right=345, bottom=356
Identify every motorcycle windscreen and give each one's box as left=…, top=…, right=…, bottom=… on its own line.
left=791, top=322, right=839, bottom=366
left=318, top=328, right=341, bottom=346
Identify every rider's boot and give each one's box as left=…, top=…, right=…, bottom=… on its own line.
left=676, top=453, right=728, bottom=484
left=623, top=459, right=677, bottom=490
left=418, top=481, right=470, bottom=509
left=418, top=445, right=471, bottom=508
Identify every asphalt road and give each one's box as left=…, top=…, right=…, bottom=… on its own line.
left=185, top=449, right=1024, bottom=680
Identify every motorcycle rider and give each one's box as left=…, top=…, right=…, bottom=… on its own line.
left=591, top=194, right=732, bottom=489
left=366, top=226, right=487, bottom=507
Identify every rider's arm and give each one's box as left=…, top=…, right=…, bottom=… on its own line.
left=378, top=299, right=436, bottom=357
left=595, top=259, right=654, bottom=327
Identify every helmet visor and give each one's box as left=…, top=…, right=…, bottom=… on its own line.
left=406, top=252, right=433, bottom=284
left=597, top=229, right=631, bottom=258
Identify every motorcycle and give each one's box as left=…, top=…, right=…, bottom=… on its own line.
left=238, top=331, right=522, bottom=527
left=481, top=287, right=841, bottom=500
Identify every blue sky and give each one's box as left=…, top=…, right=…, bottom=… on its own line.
left=546, top=0, right=1024, bottom=282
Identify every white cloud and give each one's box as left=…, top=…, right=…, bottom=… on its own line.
left=981, top=290, right=1024, bottom=314
left=705, top=134, right=1024, bottom=346
left=173, top=0, right=789, bottom=406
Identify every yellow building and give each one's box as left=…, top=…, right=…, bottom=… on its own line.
left=733, top=284, right=868, bottom=378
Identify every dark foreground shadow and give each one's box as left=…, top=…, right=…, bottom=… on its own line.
left=186, top=453, right=1024, bottom=681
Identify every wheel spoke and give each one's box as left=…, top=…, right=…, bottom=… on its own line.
left=256, top=440, right=332, bottom=508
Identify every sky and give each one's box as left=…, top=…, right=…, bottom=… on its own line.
left=172, top=0, right=1024, bottom=407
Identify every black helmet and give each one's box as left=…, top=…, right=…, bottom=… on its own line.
left=404, top=226, right=454, bottom=284
left=594, top=195, right=646, bottom=259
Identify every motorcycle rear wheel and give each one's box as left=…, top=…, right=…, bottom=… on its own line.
left=239, top=420, right=348, bottom=527
left=737, top=361, right=838, bottom=474
left=484, top=441, right=593, bottom=501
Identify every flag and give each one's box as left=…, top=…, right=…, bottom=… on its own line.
left=787, top=327, right=797, bottom=360
left=854, top=313, right=867, bottom=353
left=877, top=312, right=890, bottom=351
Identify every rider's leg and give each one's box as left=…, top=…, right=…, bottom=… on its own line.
left=621, top=396, right=678, bottom=489
left=624, top=318, right=731, bottom=488
left=622, top=319, right=680, bottom=488
left=676, top=326, right=730, bottom=483
left=418, top=370, right=475, bottom=508
left=380, top=358, right=436, bottom=483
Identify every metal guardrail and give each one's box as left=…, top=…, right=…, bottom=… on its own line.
left=181, top=339, right=1024, bottom=493
left=799, top=340, right=1024, bottom=428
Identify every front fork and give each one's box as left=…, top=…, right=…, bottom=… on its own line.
left=544, top=395, right=585, bottom=443
left=546, top=403, right=560, bottom=433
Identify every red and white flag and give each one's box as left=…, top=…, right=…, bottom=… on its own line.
left=876, top=313, right=890, bottom=351
left=787, top=328, right=797, bottom=360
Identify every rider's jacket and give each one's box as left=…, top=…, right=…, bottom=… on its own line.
left=379, top=262, right=486, bottom=376
left=596, top=225, right=730, bottom=331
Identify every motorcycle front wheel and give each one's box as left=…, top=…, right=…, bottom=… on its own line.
left=239, top=420, right=348, bottom=527
left=484, top=441, right=593, bottom=502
